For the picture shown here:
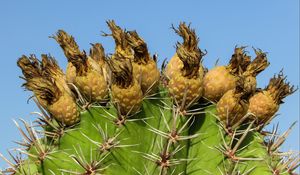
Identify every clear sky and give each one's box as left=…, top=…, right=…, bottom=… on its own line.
left=0, top=0, right=299, bottom=170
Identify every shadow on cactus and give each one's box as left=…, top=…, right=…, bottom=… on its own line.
left=0, top=20, right=299, bottom=175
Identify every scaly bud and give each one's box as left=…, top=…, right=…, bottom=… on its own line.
left=17, top=56, right=79, bottom=125
left=166, top=22, right=204, bottom=109
left=217, top=80, right=249, bottom=124
left=127, top=30, right=160, bottom=94
left=108, top=55, right=143, bottom=115
left=248, top=71, right=297, bottom=123
left=52, top=30, right=108, bottom=103
left=203, top=46, right=249, bottom=102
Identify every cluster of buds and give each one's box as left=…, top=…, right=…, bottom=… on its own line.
left=204, top=47, right=296, bottom=126
left=203, top=46, right=251, bottom=102
left=18, top=20, right=162, bottom=124
left=103, top=20, right=160, bottom=115
left=17, top=20, right=296, bottom=128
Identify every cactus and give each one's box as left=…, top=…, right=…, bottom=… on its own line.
left=0, top=21, right=299, bottom=175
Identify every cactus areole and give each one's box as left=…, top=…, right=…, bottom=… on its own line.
left=0, top=21, right=298, bottom=175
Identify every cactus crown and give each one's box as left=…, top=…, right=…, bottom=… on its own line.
left=266, top=71, right=297, bottom=104
left=17, top=55, right=43, bottom=78
left=51, top=30, right=83, bottom=60
left=89, top=43, right=106, bottom=63
left=228, top=46, right=251, bottom=75
left=51, top=30, right=88, bottom=76
left=40, top=54, right=66, bottom=82
left=244, top=48, right=270, bottom=77
left=127, top=30, right=150, bottom=64
left=17, top=56, right=62, bottom=106
left=108, top=55, right=133, bottom=88
left=105, top=20, right=133, bottom=59
left=172, top=22, right=204, bottom=78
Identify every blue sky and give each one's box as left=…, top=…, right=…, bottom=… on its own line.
left=0, top=0, right=299, bottom=170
